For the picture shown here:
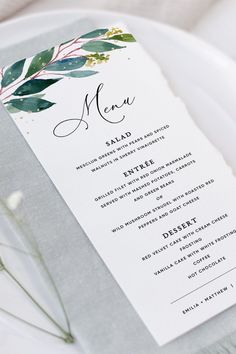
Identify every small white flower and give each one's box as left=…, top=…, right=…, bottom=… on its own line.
left=6, top=191, right=23, bottom=211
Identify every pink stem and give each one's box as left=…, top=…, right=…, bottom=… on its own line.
left=31, top=41, right=81, bottom=79
left=2, top=92, right=14, bottom=102
left=37, top=72, right=64, bottom=78
left=0, top=78, right=25, bottom=98
left=62, top=47, right=81, bottom=58
left=52, top=37, right=80, bottom=62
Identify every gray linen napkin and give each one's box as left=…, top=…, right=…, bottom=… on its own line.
left=1, top=18, right=236, bottom=354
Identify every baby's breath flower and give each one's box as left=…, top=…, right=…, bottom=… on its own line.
left=6, top=191, right=23, bottom=211
left=105, top=27, right=123, bottom=37
left=86, top=53, right=110, bottom=67
left=86, top=57, right=96, bottom=67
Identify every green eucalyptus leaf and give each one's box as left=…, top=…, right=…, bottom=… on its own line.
left=1, top=59, right=25, bottom=88
left=25, top=48, right=54, bottom=78
left=80, top=28, right=108, bottom=39
left=81, top=41, right=125, bottom=52
left=106, top=33, right=136, bottom=42
left=65, top=70, right=98, bottom=78
left=13, top=79, right=61, bottom=96
left=46, top=57, right=86, bottom=71
left=8, top=97, right=55, bottom=112
left=5, top=103, right=21, bottom=114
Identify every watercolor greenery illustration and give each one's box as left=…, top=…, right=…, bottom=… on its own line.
left=0, top=27, right=135, bottom=114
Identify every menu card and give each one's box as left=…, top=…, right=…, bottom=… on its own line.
left=1, top=25, right=236, bottom=345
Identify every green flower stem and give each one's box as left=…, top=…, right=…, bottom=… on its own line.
left=0, top=306, right=67, bottom=342
left=3, top=265, right=72, bottom=341
left=0, top=241, right=37, bottom=257
left=13, top=217, right=72, bottom=335
left=0, top=199, right=71, bottom=335
left=36, top=251, right=72, bottom=335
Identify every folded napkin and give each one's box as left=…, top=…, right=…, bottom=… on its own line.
left=1, top=17, right=236, bottom=354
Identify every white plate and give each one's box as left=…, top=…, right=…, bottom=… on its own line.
left=1, top=9, right=236, bottom=354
